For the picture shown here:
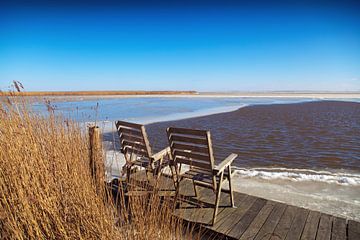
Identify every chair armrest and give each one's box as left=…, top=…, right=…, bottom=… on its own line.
left=214, top=153, right=237, bottom=175
left=151, top=147, right=171, bottom=162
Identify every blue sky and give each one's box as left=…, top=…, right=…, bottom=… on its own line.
left=1, top=1, right=360, bottom=91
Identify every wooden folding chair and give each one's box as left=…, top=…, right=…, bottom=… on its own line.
left=167, top=127, right=237, bottom=225
left=115, top=120, right=170, bottom=184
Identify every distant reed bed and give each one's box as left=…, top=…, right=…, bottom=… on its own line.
left=0, top=83, right=198, bottom=239
left=0, top=90, right=197, bottom=96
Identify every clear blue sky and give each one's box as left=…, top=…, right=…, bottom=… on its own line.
left=1, top=1, right=359, bottom=91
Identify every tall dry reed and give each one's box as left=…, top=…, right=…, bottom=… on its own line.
left=0, top=88, right=198, bottom=239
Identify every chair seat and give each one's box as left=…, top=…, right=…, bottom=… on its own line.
left=130, top=157, right=150, bottom=168
left=132, top=156, right=171, bottom=171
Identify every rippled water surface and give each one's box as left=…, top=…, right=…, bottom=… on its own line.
left=146, top=101, right=360, bottom=172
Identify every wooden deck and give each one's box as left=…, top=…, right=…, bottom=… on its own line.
left=148, top=176, right=360, bottom=240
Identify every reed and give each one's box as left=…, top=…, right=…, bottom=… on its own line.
left=0, top=87, right=199, bottom=239
left=0, top=90, right=197, bottom=96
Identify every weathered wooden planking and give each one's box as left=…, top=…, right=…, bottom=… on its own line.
left=348, top=220, right=360, bottom=240
left=300, top=211, right=321, bottom=240
left=179, top=187, right=219, bottom=224
left=212, top=195, right=258, bottom=234
left=239, top=201, right=277, bottom=240
left=331, top=217, right=346, bottom=240
left=227, top=198, right=267, bottom=239
left=127, top=172, right=360, bottom=240
left=269, top=205, right=298, bottom=240
left=174, top=181, right=236, bottom=225
left=315, top=214, right=333, bottom=240
left=254, top=203, right=287, bottom=240
left=285, top=208, right=309, bottom=240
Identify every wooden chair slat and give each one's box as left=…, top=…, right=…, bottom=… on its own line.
left=122, top=140, right=147, bottom=150
left=173, top=149, right=210, bottom=162
left=124, top=147, right=148, bottom=158
left=172, top=142, right=209, bottom=154
left=174, top=157, right=212, bottom=170
left=120, top=133, right=145, bottom=144
left=116, top=120, right=143, bottom=130
left=170, top=135, right=208, bottom=145
left=168, top=127, right=207, bottom=137
left=118, top=127, right=143, bottom=137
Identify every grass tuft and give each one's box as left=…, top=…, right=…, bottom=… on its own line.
left=0, top=95, right=199, bottom=239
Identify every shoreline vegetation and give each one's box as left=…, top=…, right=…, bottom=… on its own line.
left=0, top=90, right=198, bottom=96
left=0, top=91, right=200, bottom=239
left=1, top=91, right=359, bottom=104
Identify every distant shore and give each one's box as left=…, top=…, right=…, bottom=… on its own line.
left=1, top=90, right=198, bottom=96
left=2, top=91, right=359, bottom=102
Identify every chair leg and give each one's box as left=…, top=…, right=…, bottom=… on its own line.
left=126, top=167, right=131, bottom=183
left=212, top=171, right=224, bottom=225
left=228, top=165, right=235, bottom=207
left=192, top=180, right=198, bottom=197
left=173, top=180, right=180, bottom=211
left=169, top=165, right=177, bottom=190
left=155, top=157, right=164, bottom=179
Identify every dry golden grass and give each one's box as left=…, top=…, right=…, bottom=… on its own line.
left=0, top=90, right=199, bottom=239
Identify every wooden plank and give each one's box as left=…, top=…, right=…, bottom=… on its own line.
left=239, top=201, right=277, bottom=240
left=348, top=220, right=360, bottom=240
left=175, top=158, right=211, bottom=170
left=254, top=203, right=287, bottom=240
left=168, top=127, right=207, bottom=136
left=315, top=214, right=333, bottom=240
left=118, top=127, right=143, bottom=137
left=331, top=217, right=346, bottom=240
left=174, top=150, right=210, bottom=162
left=188, top=187, right=232, bottom=224
left=122, top=140, right=147, bottom=151
left=285, top=208, right=309, bottom=240
left=140, top=126, right=153, bottom=157
left=174, top=184, right=235, bottom=225
left=269, top=205, right=297, bottom=240
left=116, top=120, right=142, bottom=130
left=170, top=135, right=208, bottom=145
left=198, top=192, right=247, bottom=227
left=206, top=200, right=244, bottom=230
left=212, top=195, right=257, bottom=233
left=124, top=147, right=148, bottom=158
left=300, top=211, right=321, bottom=240
left=205, top=131, right=215, bottom=170
left=227, top=198, right=267, bottom=239
left=120, top=133, right=144, bottom=144
left=172, top=142, right=209, bottom=154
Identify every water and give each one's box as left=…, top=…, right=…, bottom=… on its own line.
left=32, top=96, right=320, bottom=123
left=145, top=100, right=360, bottom=221
left=33, top=96, right=360, bottom=221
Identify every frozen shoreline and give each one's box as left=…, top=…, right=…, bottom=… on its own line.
left=104, top=148, right=360, bottom=222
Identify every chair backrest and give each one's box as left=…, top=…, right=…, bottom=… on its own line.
left=115, top=121, right=152, bottom=161
left=166, top=127, right=215, bottom=173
